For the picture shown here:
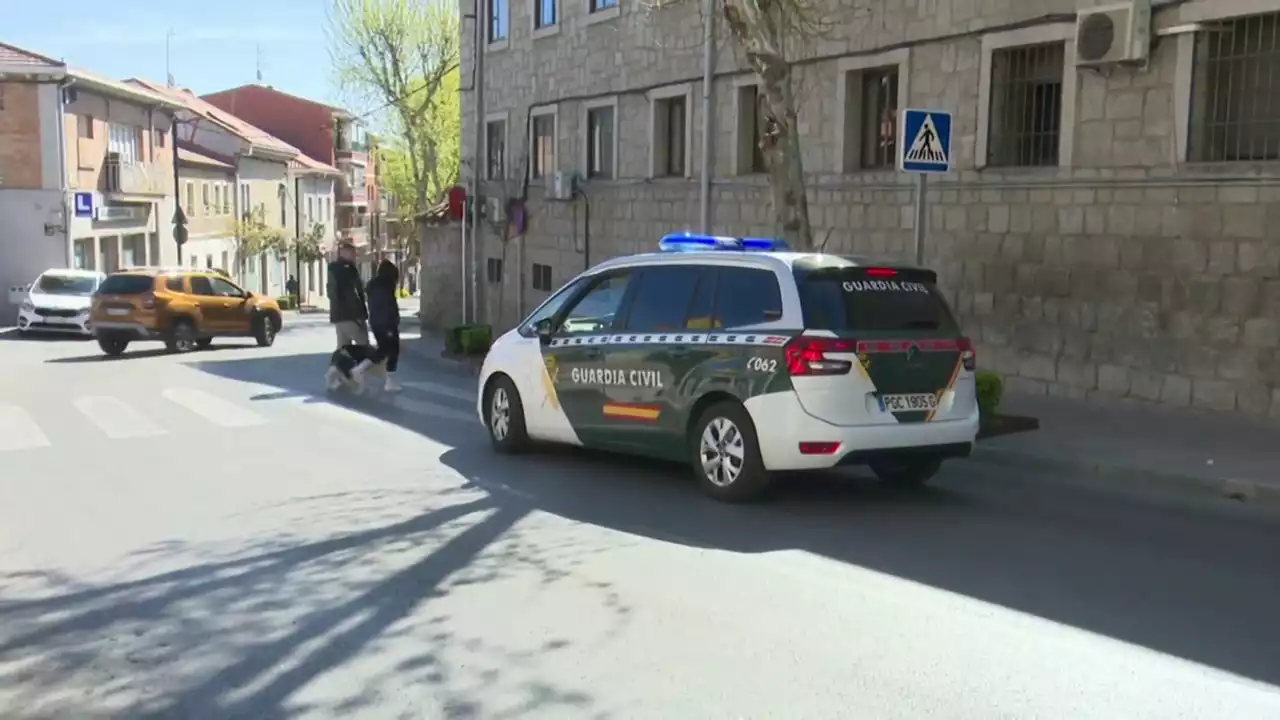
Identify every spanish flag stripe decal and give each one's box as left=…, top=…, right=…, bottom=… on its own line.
left=602, top=402, right=661, bottom=422
left=925, top=358, right=964, bottom=422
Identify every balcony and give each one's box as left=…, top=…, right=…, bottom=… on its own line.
left=103, top=155, right=167, bottom=197
left=335, top=183, right=369, bottom=207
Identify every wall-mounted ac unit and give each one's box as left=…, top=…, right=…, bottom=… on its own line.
left=545, top=170, right=575, bottom=201
left=485, top=196, right=506, bottom=223
left=1075, top=0, right=1151, bottom=67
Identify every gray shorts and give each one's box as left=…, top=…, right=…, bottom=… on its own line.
left=334, top=320, right=371, bottom=348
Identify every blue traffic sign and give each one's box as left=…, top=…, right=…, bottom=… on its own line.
left=899, top=109, right=952, bottom=174
left=73, top=192, right=94, bottom=218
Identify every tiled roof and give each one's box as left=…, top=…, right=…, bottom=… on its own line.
left=0, top=42, right=64, bottom=70
left=208, top=83, right=354, bottom=118
left=178, top=147, right=233, bottom=169
left=67, top=67, right=178, bottom=107
left=290, top=153, right=340, bottom=176
left=125, top=78, right=298, bottom=156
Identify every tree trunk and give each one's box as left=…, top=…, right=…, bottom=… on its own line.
left=720, top=0, right=814, bottom=250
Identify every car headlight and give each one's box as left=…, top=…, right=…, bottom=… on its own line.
left=19, top=300, right=33, bottom=312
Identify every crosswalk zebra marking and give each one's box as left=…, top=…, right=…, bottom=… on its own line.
left=162, top=388, right=269, bottom=428
left=400, top=380, right=475, bottom=403
left=73, top=396, right=167, bottom=439
left=0, top=403, right=51, bottom=452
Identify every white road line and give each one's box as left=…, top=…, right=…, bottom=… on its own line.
left=0, top=404, right=52, bottom=452
left=162, top=388, right=268, bottom=428
left=73, top=396, right=166, bottom=439
left=400, top=380, right=475, bottom=402
left=381, top=393, right=477, bottom=423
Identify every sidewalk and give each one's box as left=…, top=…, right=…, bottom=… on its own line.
left=401, top=328, right=485, bottom=377
left=974, top=392, right=1280, bottom=508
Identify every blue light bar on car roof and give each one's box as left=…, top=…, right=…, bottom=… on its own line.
left=659, top=232, right=790, bottom=253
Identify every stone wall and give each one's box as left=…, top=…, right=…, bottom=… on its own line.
left=461, top=0, right=1280, bottom=417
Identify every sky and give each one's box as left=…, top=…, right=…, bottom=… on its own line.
left=6, top=0, right=349, bottom=110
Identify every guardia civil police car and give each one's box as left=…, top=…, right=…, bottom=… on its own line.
left=477, top=233, right=980, bottom=502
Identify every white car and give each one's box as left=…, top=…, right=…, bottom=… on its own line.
left=15, top=268, right=106, bottom=336
left=476, top=233, right=981, bottom=503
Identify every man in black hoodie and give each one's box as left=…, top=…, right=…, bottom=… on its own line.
left=327, top=240, right=370, bottom=349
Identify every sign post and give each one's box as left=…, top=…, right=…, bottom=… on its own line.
left=898, top=109, right=952, bottom=266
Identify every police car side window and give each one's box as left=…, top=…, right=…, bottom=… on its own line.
left=712, top=267, right=783, bottom=328
left=558, top=273, right=632, bottom=335
left=620, top=266, right=704, bottom=333
left=519, top=277, right=589, bottom=337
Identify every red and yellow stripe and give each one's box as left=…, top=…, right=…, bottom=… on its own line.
left=925, top=357, right=965, bottom=422
left=602, top=402, right=662, bottom=422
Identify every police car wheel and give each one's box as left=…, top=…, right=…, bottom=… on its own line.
left=486, top=375, right=530, bottom=453
left=689, top=401, right=769, bottom=502
left=869, top=457, right=942, bottom=489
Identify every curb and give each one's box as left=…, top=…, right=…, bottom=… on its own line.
left=403, top=346, right=483, bottom=377
left=969, top=446, right=1280, bottom=509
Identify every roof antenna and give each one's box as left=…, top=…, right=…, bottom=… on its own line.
left=255, top=44, right=263, bottom=83
left=166, top=29, right=176, bottom=86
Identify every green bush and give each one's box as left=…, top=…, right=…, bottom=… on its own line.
left=976, top=371, right=1004, bottom=417
left=444, top=324, right=493, bottom=355
left=275, top=295, right=297, bottom=310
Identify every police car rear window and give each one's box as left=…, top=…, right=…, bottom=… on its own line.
left=794, top=267, right=958, bottom=332
left=97, top=275, right=154, bottom=295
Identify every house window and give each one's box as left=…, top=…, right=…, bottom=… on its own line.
left=77, top=115, right=93, bottom=139
left=531, top=113, right=556, bottom=179
left=213, top=184, right=222, bottom=214
left=279, top=184, right=288, bottom=227
left=859, top=67, right=899, bottom=169
left=1189, top=11, right=1280, bottom=162
left=307, top=196, right=314, bottom=226
left=108, top=123, right=141, bottom=164
left=736, top=85, right=768, bottom=173
left=223, top=183, right=231, bottom=214
left=202, top=183, right=210, bottom=211
left=532, top=262, right=553, bottom=291
left=586, top=105, right=615, bottom=178
left=590, top=0, right=617, bottom=12
left=654, top=95, right=687, bottom=177
left=535, top=0, right=556, bottom=28
left=486, top=119, right=506, bottom=180
left=153, top=128, right=165, bottom=149
left=486, top=257, right=504, bottom=284
left=185, top=182, right=195, bottom=215
left=987, top=42, right=1064, bottom=167
left=488, top=0, right=508, bottom=42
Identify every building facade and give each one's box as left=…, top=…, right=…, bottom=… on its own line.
left=199, top=85, right=382, bottom=272
left=176, top=146, right=237, bottom=276
left=463, top=0, right=1280, bottom=418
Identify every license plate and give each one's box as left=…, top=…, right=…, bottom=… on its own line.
left=106, top=308, right=129, bottom=316
left=879, top=393, right=938, bottom=412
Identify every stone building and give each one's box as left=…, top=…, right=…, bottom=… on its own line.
left=460, top=0, right=1280, bottom=417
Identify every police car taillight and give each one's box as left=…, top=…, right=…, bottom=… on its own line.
left=958, top=336, right=976, bottom=371
left=784, top=337, right=855, bottom=376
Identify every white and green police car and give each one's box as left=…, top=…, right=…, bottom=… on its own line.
left=477, top=233, right=980, bottom=502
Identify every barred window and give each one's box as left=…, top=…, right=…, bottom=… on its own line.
left=987, top=42, right=1064, bottom=167
left=1189, top=12, right=1280, bottom=162
left=859, top=67, right=899, bottom=169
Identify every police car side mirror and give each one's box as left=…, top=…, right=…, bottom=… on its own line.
left=534, top=318, right=554, bottom=344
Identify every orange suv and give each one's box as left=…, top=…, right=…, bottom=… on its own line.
left=90, top=267, right=283, bottom=357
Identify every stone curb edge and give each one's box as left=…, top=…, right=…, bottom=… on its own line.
left=969, top=446, right=1280, bottom=509
left=404, top=348, right=483, bottom=377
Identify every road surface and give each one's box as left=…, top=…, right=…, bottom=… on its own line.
left=1, top=322, right=1278, bottom=718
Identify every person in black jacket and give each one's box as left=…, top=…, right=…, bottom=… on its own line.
left=327, top=240, right=370, bottom=349
left=355, top=258, right=402, bottom=393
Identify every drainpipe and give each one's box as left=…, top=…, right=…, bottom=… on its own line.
left=469, top=0, right=485, bottom=325
left=698, top=0, right=715, bottom=233
left=56, top=77, right=75, bottom=267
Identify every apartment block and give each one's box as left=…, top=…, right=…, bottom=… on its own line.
left=128, top=79, right=339, bottom=300
left=200, top=84, right=382, bottom=272
left=462, top=0, right=1280, bottom=417
left=0, top=44, right=180, bottom=312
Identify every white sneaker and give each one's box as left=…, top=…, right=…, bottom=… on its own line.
left=384, top=375, right=402, bottom=393
left=324, top=366, right=343, bottom=391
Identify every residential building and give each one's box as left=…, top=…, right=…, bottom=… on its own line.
left=199, top=84, right=381, bottom=274
left=464, top=0, right=1280, bottom=418
left=175, top=146, right=237, bottom=276
left=1, top=44, right=179, bottom=313
left=289, top=153, right=339, bottom=303
left=127, top=78, right=338, bottom=299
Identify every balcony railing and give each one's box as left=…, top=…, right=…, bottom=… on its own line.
left=103, top=154, right=167, bottom=196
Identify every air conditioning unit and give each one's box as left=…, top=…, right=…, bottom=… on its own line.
left=485, top=196, right=506, bottom=223
left=1075, top=0, right=1152, bottom=67
left=545, top=170, right=575, bottom=201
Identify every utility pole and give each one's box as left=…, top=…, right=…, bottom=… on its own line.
left=255, top=45, right=264, bottom=83
left=469, top=1, right=485, bottom=325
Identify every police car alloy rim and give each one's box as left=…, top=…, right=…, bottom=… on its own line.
left=490, top=387, right=510, bottom=440
left=700, top=417, right=745, bottom=487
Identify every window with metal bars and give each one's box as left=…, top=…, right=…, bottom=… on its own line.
left=654, top=96, right=686, bottom=177
left=860, top=67, right=899, bottom=169
left=531, top=114, right=555, bottom=179
left=1189, top=12, right=1280, bottom=162
left=586, top=106, right=615, bottom=178
left=486, top=120, right=506, bottom=180
left=987, top=42, right=1064, bottom=167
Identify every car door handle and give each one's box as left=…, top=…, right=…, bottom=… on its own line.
left=585, top=348, right=603, bottom=359
left=670, top=345, right=691, bottom=357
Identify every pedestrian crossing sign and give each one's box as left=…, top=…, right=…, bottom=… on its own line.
left=899, top=108, right=952, bottom=174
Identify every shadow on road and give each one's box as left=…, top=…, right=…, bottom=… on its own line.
left=0, top=328, right=92, bottom=343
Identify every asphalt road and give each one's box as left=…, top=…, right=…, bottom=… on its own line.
left=1, top=322, right=1278, bottom=719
